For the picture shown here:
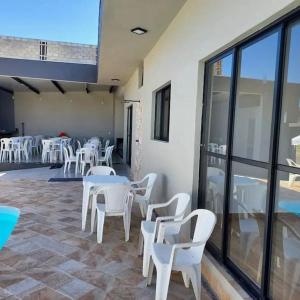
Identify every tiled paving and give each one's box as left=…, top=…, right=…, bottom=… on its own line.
left=0, top=168, right=216, bottom=299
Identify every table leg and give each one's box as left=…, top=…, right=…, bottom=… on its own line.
left=82, top=182, right=90, bottom=231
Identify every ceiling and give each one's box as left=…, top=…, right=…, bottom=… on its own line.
left=97, top=0, right=187, bottom=85
left=0, top=76, right=110, bottom=94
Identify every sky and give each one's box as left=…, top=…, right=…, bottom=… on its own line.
left=220, top=23, right=300, bottom=84
left=0, top=0, right=100, bottom=45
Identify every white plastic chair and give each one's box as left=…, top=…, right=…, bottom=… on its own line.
left=63, top=147, right=76, bottom=174
left=17, top=139, right=29, bottom=162
left=140, top=193, right=191, bottom=277
left=98, top=145, right=114, bottom=167
left=42, top=140, right=54, bottom=163
left=91, top=184, right=134, bottom=243
left=286, top=158, right=300, bottom=186
left=79, top=148, right=96, bottom=175
left=86, top=166, right=116, bottom=176
left=131, top=173, right=157, bottom=218
left=0, top=138, right=13, bottom=162
left=147, top=209, right=216, bottom=300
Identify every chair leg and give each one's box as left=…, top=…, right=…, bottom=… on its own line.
left=147, top=257, right=155, bottom=286
left=96, top=210, right=105, bottom=243
left=123, top=213, right=130, bottom=242
left=91, top=195, right=97, bottom=233
left=139, top=202, right=145, bottom=218
left=64, top=162, right=67, bottom=174
left=189, top=266, right=201, bottom=300
left=155, top=265, right=172, bottom=300
left=143, top=236, right=152, bottom=277
left=138, top=231, right=144, bottom=256
left=182, top=272, right=190, bottom=288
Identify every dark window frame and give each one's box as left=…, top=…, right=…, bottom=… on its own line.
left=198, top=7, right=300, bottom=300
left=153, top=84, right=171, bottom=142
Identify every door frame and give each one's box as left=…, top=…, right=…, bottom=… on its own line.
left=126, top=105, right=133, bottom=167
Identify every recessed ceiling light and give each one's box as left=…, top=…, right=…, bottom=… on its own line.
left=131, top=27, right=147, bottom=35
left=111, top=78, right=120, bottom=82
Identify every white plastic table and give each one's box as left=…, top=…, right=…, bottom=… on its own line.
left=81, top=175, right=129, bottom=231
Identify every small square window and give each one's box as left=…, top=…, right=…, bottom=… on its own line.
left=153, top=84, right=171, bottom=142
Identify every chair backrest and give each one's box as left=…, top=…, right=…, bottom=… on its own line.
left=87, top=166, right=116, bottom=176
left=77, top=140, right=82, bottom=150
left=79, top=147, right=95, bottom=163
left=42, top=139, right=53, bottom=150
left=68, top=145, right=75, bottom=158
left=236, top=183, right=267, bottom=215
left=287, top=158, right=297, bottom=167
left=139, top=173, right=157, bottom=200
left=185, top=209, right=216, bottom=263
left=102, top=184, right=132, bottom=213
left=1, top=138, right=12, bottom=149
left=104, top=145, right=114, bottom=160
left=208, top=143, right=219, bottom=152
left=173, top=193, right=191, bottom=220
left=104, top=139, right=110, bottom=150
left=63, top=147, right=69, bottom=161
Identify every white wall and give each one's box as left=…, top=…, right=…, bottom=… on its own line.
left=14, top=91, right=116, bottom=139
left=120, top=0, right=299, bottom=208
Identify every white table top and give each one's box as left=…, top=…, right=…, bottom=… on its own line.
left=83, top=175, right=129, bottom=184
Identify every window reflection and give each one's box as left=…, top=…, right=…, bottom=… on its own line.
left=279, top=21, right=300, bottom=168
left=233, top=31, right=279, bottom=162
left=207, top=55, right=232, bottom=154
left=206, top=156, right=225, bottom=248
left=270, top=172, right=300, bottom=300
left=228, top=162, right=268, bottom=284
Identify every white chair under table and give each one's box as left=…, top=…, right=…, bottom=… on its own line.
left=81, top=175, right=129, bottom=231
left=131, top=173, right=157, bottom=218
left=147, top=209, right=216, bottom=300
left=91, top=183, right=134, bottom=243
left=140, top=193, right=190, bottom=277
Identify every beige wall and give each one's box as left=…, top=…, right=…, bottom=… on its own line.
left=14, top=91, right=116, bottom=139
left=120, top=0, right=299, bottom=207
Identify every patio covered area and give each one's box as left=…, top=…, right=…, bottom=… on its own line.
left=0, top=168, right=215, bottom=299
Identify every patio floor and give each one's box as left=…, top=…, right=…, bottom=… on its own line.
left=0, top=168, right=216, bottom=299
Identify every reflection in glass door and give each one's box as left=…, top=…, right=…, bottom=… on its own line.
left=199, top=10, right=300, bottom=299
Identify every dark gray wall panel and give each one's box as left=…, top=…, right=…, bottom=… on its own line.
left=0, top=90, right=15, bottom=132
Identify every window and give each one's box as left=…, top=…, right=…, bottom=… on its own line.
left=39, top=41, right=47, bottom=61
left=153, top=84, right=171, bottom=141
left=199, top=9, right=300, bottom=299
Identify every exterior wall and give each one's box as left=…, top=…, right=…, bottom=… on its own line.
left=120, top=0, right=299, bottom=208
left=14, top=91, right=114, bottom=139
left=0, top=36, right=97, bottom=64
left=0, top=90, right=14, bottom=132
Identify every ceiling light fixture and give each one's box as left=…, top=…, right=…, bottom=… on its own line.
left=111, top=78, right=120, bottom=82
left=131, top=27, right=147, bottom=35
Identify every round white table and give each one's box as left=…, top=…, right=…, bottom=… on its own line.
left=82, top=175, right=130, bottom=231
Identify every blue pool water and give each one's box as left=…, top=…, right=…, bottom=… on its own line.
left=0, top=206, right=20, bottom=250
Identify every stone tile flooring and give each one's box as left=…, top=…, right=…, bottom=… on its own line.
left=0, top=175, right=216, bottom=299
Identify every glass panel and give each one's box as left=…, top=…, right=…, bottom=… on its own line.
left=162, top=88, right=170, bottom=140
left=279, top=21, right=300, bottom=168
left=154, top=91, right=162, bottom=138
left=205, top=156, right=226, bottom=248
left=228, top=162, right=268, bottom=284
left=233, top=31, right=279, bottom=162
left=270, top=171, right=300, bottom=300
left=207, top=54, right=233, bottom=155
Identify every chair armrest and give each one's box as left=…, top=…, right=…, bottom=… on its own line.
left=146, top=199, right=176, bottom=220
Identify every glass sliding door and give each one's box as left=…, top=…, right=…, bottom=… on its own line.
left=199, top=10, right=300, bottom=298
left=201, top=54, right=233, bottom=251
left=270, top=20, right=300, bottom=300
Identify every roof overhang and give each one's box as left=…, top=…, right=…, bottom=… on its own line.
left=97, top=0, right=186, bottom=85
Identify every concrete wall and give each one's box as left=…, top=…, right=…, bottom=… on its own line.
left=14, top=91, right=116, bottom=139
left=120, top=0, right=299, bottom=208
left=0, top=36, right=97, bottom=64
left=0, top=90, right=15, bottom=132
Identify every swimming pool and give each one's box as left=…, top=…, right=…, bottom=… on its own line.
left=0, top=206, right=20, bottom=250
